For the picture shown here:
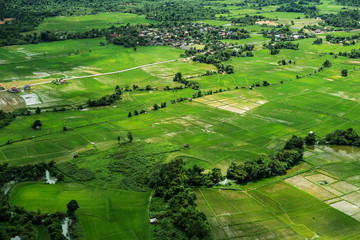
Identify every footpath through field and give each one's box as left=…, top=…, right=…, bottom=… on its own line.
left=0, top=57, right=193, bottom=92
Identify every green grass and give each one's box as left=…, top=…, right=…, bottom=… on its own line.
left=34, top=12, right=156, bottom=33
left=197, top=181, right=360, bottom=239
left=10, top=182, right=150, bottom=240
left=4, top=5, right=360, bottom=240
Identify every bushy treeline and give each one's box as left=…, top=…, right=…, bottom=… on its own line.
left=87, top=87, right=122, bottom=107
left=335, top=0, right=360, bottom=6
left=0, top=162, right=54, bottom=186
left=264, top=41, right=299, bottom=50
left=227, top=136, right=304, bottom=183
left=0, top=197, right=67, bottom=240
left=0, top=28, right=108, bottom=47
left=321, top=10, right=360, bottom=28
left=0, top=0, right=134, bottom=46
left=140, top=1, right=227, bottom=22
left=322, top=128, right=360, bottom=146
left=338, top=48, right=360, bottom=58
left=277, top=3, right=318, bottom=16
left=193, top=53, right=235, bottom=73
left=230, top=15, right=266, bottom=25
left=0, top=161, right=67, bottom=240
left=0, top=110, right=17, bottom=130
left=261, top=26, right=293, bottom=39
left=149, top=158, right=223, bottom=238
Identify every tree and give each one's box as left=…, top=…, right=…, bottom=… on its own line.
left=63, top=126, right=67, bottom=131
left=134, top=110, right=139, bottom=115
left=341, top=69, right=348, bottom=77
left=270, top=49, right=280, bottom=55
left=305, top=133, right=316, bottom=145
left=173, top=72, right=182, bottom=82
left=153, top=104, right=159, bottom=111
left=128, top=112, right=132, bottom=117
left=117, top=136, right=120, bottom=143
left=127, top=131, right=133, bottom=143
left=209, top=168, right=223, bottom=183
left=262, top=80, right=270, bottom=86
left=35, top=107, right=41, bottom=114
left=67, top=200, right=79, bottom=219
left=225, top=65, right=234, bottom=74
left=284, top=135, right=304, bottom=150
left=31, top=120, right=42, bottom=130
left=323, top=59, right=331, bottom=67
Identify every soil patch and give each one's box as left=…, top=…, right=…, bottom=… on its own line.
left=255, top=21, right=278, bottom=26
left=0, top=18, right=15, bottom=24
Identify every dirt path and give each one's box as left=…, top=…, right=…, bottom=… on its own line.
left=0, top=57, right=192, bottom=92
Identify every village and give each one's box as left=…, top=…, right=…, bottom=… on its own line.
left=111, top=23, right=251, bottom=49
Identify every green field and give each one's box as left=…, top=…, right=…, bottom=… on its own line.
left=10, top=182, right=150, bottom=240
left=197, top=182, right=360, bottom=239
left=35, top=12, right=156, bottom=33
left=4, top=0, right=360, bottom=239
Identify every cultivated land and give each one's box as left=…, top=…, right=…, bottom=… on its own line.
left=4, top=0, right=360, bottom=239
left=10, top=182, right=150, bottom=240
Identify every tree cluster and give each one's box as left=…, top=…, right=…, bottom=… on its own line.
left=149, top=158, right=222, bottom=238
left=0, top=110, right=17, bottom=130
left=323, top=128, right=360, bottom=146
left=87, top=87, right=122, bottom=107
left=264, top=41, right=299, bottom=50
left=0, top=161, right=68, bottom=239
left=321, top=10, right=360, bottom=28
left=230, top=15, right=266, bottom=25
left=227, top=136, right=304, bottom=183
left=312, top=38, right=323, bottom=45
left=277, top=3, right=318, bottom=17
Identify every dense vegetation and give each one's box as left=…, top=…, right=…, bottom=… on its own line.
left=277, top=2, right=318, bottom=16
left=149, top=158, right=223, bottom=239
left=227, top=136, right=304, bottom=183
left=322, top=128, right=360, bottom=146
left=0, top=110, right=17, bottom=129
left=335, top=0, right=360, bottom=6
left=0, top=0, right=134, bottom=46
left=321, top=10, right=360, bottom=28
left=141, top=1, right=225, bottom=22
left=0, top=162, right=67, bottom=240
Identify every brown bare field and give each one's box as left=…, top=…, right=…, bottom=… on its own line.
left=0, top=92, right=25, bottom=112
left=285, top=175, right=336, bottom=200
left=330, top=181, right=359, bottom=194
left=255, top=21, right=278, bottom=26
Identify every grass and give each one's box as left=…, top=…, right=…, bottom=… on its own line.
left=10, top=182, right=150, bottom=240
left=197, top=181, right=360, bottom=239
left=34, top=12, right=156, bottom=33
left=4, top=5, right=360, bottom=239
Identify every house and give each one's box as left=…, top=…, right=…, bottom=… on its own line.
left=184, top=144, right=190, bottom=148
left=8, top=87, right=20, bottom=93
left=24, top=85, right=31, bottom=90
left=315, top=29, right=321, bottom=33
left=60, top=80, right=67, bottom=84
left=110, top=32, right=118, bottom=38
left=150, top=218, right=158, bottom=224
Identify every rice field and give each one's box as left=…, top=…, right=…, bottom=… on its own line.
left=10, top=182, right=150, bottom=240
left=4, top=2, right=360, bottom=239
